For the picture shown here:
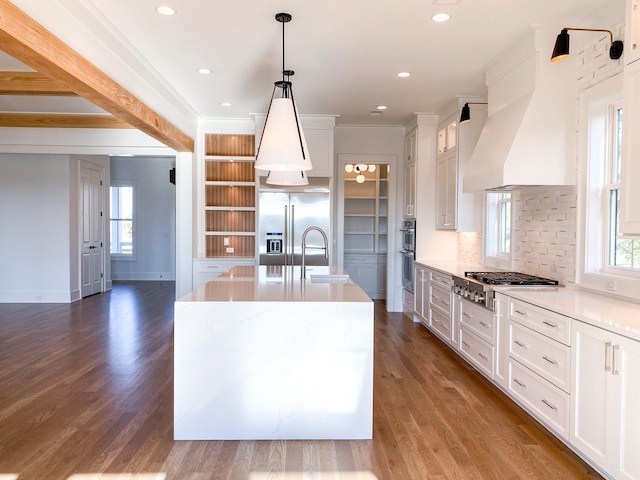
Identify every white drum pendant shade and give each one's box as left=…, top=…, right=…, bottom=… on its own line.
left=255, top=97, right=313, bottom=172
left=266, top=169, right=308, bottom=186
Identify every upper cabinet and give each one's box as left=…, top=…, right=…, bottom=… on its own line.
left=435, top=108, right=486, bottom=231
left=403, top=128, right=417, bottom=218
left=626, top=0, right=640, bottom=66
left=437, top=118, right=457, bottom=156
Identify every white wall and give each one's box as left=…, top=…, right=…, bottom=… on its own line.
left=0, top=154, right=72, bottom=302
left=110, top=156, right=176, bottom=281
left=334, top=125, right=405, bottom=312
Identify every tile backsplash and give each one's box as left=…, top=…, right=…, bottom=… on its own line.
left=457, top=185, right=578, bottom=285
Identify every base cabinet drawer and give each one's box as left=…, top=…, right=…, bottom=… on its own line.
left=459, top=327, right=494, bottom=379
left=509, top=298, right=571, bottom=345
left=459, top=300, right=495, bottom=344
left=430, top=307, right=453, bottom=344
left=509, top=322, right=570, bottom=392
left=508, top=359, right=569, bottom=439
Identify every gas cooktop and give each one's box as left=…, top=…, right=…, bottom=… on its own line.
left=464, top=271, right=559, bottom=286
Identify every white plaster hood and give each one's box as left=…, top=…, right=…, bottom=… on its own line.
left=463, top=27, right=577, bottom=192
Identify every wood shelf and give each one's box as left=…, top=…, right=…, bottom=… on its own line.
left=204, top=133, right=257, bottom=258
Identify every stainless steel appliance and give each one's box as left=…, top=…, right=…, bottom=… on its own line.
left=453, top=271, right=559, bottom=309
left=258, top=178, right=331, bottom=266
left=401, top=219, right=416, bottom=292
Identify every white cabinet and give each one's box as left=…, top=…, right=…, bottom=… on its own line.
left=493, top=292, right=509, bottom=389
left=506, top=297, right=572, bottom=439
left=571, top=321, right=640, bottom=480
left=435, top=108, right=485, bottom=232
left=625, top=0, right=640, bottom=66
left=344, top=254, right=386, bottom=299
left=413, top=265, right=428, bottom=325
left=621, top=58, right=640, bottom=234
left=403, top=162, right=416, bottom=218
left=403, top=128, right=417, bottom=218
left=437, top=117, right=457, bottom=155
left=458, top=298, right=494, bottom=377
left=427, top=269, right=454, bottom=346
left=436, top=152, right=456, bottom=230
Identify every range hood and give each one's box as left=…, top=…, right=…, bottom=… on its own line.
left=463, top=28, right=577, bottom=192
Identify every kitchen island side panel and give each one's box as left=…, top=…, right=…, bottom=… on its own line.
left=174, top=300, right=373, bottom=440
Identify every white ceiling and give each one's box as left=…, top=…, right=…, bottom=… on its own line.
left=0, top=0, right=623, bottom=127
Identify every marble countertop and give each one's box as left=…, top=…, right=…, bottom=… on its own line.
left=178, top=265, right=371, bottom=303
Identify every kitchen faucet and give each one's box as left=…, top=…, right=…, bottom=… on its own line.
left=300, top=226, right=329, bottom=278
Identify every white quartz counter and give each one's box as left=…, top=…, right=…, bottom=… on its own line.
left=179, top=265, right=370, bottom=303
left=174, top=264, right=374, bottom=440
left=494, top=286, right=640, bottom=342
left=414, top=259, right=502, bottom=278
left=415, top=260, right=640, bottom=342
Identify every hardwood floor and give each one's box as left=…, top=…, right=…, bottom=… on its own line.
left=0, top=282, right=602, bottom=479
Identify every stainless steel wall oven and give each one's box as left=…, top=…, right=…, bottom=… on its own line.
left=401, top=220, right=416, bottom=292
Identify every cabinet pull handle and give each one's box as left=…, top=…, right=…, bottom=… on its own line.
left=514, top=340, right=527, bottom=349
left=442, top=324, right=450, bottom=331
left=479, top=321, right=490, bottom=328
left=542, top=356, right=558, bottom=366
left=478, top=352, right=488, bottom=361
left=462, top=312, right=472, bottom=318
left=605, top=341, right=612, bottom=372
left=462, top=340, right=471, bottom=348
left=541, top=399, right=558, bottom=411
left=514, top=309, right=527, bottom=316
left=513, top=378, right=527, bottom=389
left=612, top=344, right=620, bottom=375
left=542, top=320, right=558, bottom=329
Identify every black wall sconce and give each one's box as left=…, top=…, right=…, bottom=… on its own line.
left=550, top=28, right=624, bottom=63
left=460, top=102, right=488, bottom=124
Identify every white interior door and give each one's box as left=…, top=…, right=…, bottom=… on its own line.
left=80, top=162, right=104, bottom=297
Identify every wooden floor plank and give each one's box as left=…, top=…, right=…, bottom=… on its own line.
left=0, top=281, right=603, bottom=479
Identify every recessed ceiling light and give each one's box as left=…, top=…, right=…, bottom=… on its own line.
left=197, top=68, right=212, bottom=74
left=221, top=102, right=232, bottom=107
left=397, top=71, right=411, bottom=78
left=431, top=13, right=451, bottom=22
left=376, top=105, right=388, bottom=110
left=156, top=6, right=176, bottom=16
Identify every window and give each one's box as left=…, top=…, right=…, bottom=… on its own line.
left=485, top=192, right=511, bottom=260
left=110, top=185, right=134, bottom=257
left=605, top=107, right=640, bottom=269
left=579, top=74, right=640, bottom=300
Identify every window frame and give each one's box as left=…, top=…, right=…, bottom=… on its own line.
left=483, top=191, right=513, bottom=268
left=110, top=181, right=136, bottom=261
left=577, top=73, right=640, bottom=299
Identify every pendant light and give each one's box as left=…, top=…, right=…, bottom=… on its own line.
left=266, top=169, right=308, bottom=186
left=255, top=13, right=312, bottom=174
left=550, top=27, right=623, bottom=63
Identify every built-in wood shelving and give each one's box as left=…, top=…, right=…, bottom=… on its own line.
left=204, top=134, right=256, bottom=258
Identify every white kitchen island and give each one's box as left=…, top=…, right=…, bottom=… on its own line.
left=173, top=265, right=374, bottom=440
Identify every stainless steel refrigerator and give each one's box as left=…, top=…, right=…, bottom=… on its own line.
left=258, top=178, right=331, bottom=266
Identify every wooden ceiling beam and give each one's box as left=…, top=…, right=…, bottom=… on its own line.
left=0, top=71, right=77, bottom=96
left=0, top=113, right=134, bottom=129
left=0, top=0, right=194, bottom=152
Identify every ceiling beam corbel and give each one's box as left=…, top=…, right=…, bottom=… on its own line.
left=0, top=0, right=194, bottom=152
